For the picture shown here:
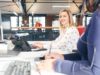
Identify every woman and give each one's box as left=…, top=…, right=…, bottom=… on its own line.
left=33, top=9, right=79, bottom=54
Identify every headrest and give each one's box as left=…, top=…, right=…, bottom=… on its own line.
left=86, top=0, right=100, bottom=12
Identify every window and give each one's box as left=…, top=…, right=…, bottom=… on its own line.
left=33, top=16, right=45, bottom=27
left=10, top=16, right=18, bottom=30
left=86, top=16, right=91, bottom=26
left=29, top=16, right=32, bottom=27
left=18, top=16, right=23, bottom=27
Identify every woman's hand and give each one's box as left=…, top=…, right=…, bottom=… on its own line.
left=32, top=42, right=43, bottom=48
left=45, top=52, right=64, bottom=60
left=37, top=59, right=56, bottom=71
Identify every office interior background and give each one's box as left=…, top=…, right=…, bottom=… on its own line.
left=0, top=0, right=97, bottom=75
left=0, top=0, right=92, bottom=41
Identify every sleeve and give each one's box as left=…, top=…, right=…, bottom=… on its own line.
left=52, top=27, right=79, bottom=54
left=54, top=59, right=92, bottom=75
left=63, top=27, right=79, bottom=52
left=63, top=52, right=81, bottom=60
left=54, top=59, right=74, bottom=75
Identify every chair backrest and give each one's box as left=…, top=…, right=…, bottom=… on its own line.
left=77, top=26, right=85, bottom=36
left=77, top=8, right=100, bottom=75
left=87, top=8, right=100, bottom=75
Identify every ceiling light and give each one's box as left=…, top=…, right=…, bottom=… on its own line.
left=13, top=12, right=18, bottom=16
left=52, top=5, right=70, bottom=8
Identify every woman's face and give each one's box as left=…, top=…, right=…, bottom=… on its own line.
left=59, top=11, right=69, bottom=27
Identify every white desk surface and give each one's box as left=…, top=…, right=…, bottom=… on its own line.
left=31, top=70, right=65, bottom=75
left=0, top=56, right=65, bottom=75
left=0, top=41, right=66, bottom=75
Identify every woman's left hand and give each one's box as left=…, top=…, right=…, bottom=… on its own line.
left=37, top=59, right=56, bottom=71
left=45, top=52, right=64, bottom=60
left=32, top=42, right=43, bottom=48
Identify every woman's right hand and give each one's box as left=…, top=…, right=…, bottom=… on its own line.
left=45, top=52, right=64, bottom=60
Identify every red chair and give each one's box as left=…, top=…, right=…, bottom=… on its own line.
left=77, top=26, right=86, bottom=36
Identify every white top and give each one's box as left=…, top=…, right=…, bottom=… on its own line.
left=48, top=26, right=79, bottom=54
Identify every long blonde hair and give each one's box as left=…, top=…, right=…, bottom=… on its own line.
left=59, top=9, right=74, bottom=26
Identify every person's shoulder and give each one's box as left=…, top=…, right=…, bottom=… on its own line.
left=66, top=26, right=78, bottom=34
left=68, top=26, right=79, bottom=34
left=68, top=25, right=77, bottom=30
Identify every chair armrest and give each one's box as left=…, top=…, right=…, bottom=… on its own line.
left=72, top=49, right=78, bottom=53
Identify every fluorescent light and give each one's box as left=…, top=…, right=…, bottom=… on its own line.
left=52, top=5, right=70, bottom=8
left=32, top=12, right=35, bottom=16
left=13, top=12, right=18, bottom=16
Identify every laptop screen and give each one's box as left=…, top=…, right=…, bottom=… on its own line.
left=0, top=10, right=4, bottom=41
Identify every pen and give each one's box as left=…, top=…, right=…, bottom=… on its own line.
left=49, top=41, right=52, bottom=54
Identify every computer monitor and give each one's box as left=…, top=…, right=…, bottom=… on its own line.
left=86, top=16, right=91, bottom=26
left=0, top=25, right=4, bottom=41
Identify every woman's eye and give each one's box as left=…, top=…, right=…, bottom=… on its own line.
left=64, top=15, right=67, bottom=17
left=59, top=15, right=67, bottom=18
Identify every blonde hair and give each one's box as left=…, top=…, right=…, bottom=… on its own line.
left=59, top=9, right=74, bottom=26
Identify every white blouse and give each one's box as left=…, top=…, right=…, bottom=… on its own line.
left=51, top=26, right=79, bottom=54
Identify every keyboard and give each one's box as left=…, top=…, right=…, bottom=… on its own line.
left=4, top=60, right=31, bottom=75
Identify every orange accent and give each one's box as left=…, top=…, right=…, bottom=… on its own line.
left=35, top=22, right=42, bottom=28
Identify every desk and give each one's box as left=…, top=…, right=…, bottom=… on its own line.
left=0, top=57, right=20, bottom=75
left=31, top=70, right=65, bottom=75
left=0, top=40, right=66, bottom=75
left=0, top=42, right=7, bottom=54
left=0, top=53, right=65, bottom=75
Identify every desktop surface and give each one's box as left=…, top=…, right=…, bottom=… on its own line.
left=0, top=50, right=66, bottom=75
left=0, top=50, right=20, bottom=57
left=0, top=40, right=66, bottom=75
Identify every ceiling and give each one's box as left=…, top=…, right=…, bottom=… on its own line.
left=0, top=0, right=83, bottom=15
